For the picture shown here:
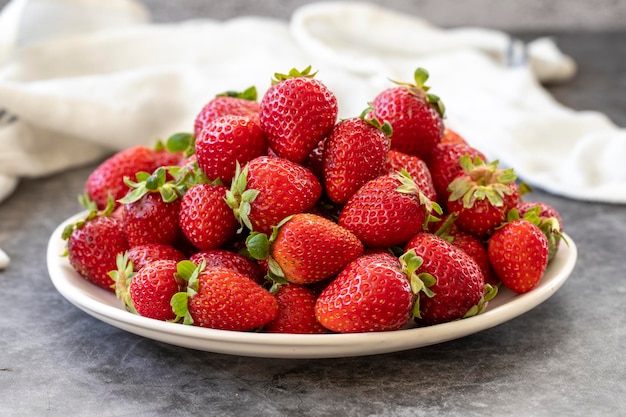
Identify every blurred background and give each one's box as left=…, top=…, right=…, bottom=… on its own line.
left=1, top=0, right=625, bottom=31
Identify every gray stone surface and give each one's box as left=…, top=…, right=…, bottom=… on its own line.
left=1, top=2, right=626, bottom=416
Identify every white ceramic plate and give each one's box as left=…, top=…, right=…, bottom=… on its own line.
left=47, top=212, right=577, bottom=359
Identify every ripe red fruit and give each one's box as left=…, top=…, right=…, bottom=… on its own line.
left=427, top=142, right=487, bottom=203
left=315, top=252, right=414, bottom=333
left=226, top=156, right=322, bottom=235
left=122, top=191, right=182, bottom=247
left=323, top=114, right=391, bottom=204
left=446, top=156, right=519, bottom=238
left=63, top=210, right=129, bottom=292
left=371, top=68, right=445, bottom=160
left=189, top=249, right=265, bottom=285
left=488, top=219, right=550, bottom=293
left=179, top=183, right=239, bottom=251
left=195, top=115, right=267, bottom=184
left=440, top=127, right=467, bottom=144
left=127, top=259, right=183, bottom=321
left=516, top=201, right=564, bottom=261
left=385, top=150, right=437, bottom=202
left=193, top=87, right=260, bottom=137
left=259, top=67, right=338, bottom=163
left=126, top=244, right=186, bottom=271
left=264, top=284, right=327, bottom=334
left=404, top=233, right=486, bottom=325
left=174, top=263, right=278, bottom=331
left=85, top=145, right=181, bottom=210
left=267, top=213, right=364, bottom=285
left=338, top=171, right=441, bottom=248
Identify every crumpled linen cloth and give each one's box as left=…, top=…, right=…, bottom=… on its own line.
left=0, top=0, right=625, bottom=209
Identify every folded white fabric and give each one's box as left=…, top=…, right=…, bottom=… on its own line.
left=0, top=0, right=624, bottom=206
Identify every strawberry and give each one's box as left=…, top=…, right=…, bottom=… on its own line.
left=487, top=218, right=550, bottom=293
left=314, top=252, right=414, bottom=333
left=179, top=183, right=239, bottom=251
left=126, top=243, right=186, bottom=271
left=259, top=66, right=338, bottom=163
left=112, top=256, right=183, bottom=321
left=195, top=114, right=267, bottom=184
left=62, top=203, right=129, bottom=292
left=385, top=150, right=437, bottom=202
left=440, top=127, right=467, bottom=144
left=371, top=67, right=445, bottom=160
left=303, top=139, right=326, bottom=183
left=516, top=201, right=564, bottom=261
left=172, top=261, right=278, bottom=331
left=225, top=156, right=322, bottom=235
left=338, top=171, right=441, bottom=248
left=446, top=156, right=519, bottom=238
left=427, top=142, right=487, bottom=203
left=264, top=284, right=327, bottom=334
left=118, top=167, right=182, bottom=247
left=247, top=213, right=363, bottom=285
left=404, top=232, right=490, bottom=325
left=193, top=86, right=260, bottom=137
left=189, top=249, right=265, bottom=285
left=323, top=111, right=391, bottom=204
left=85, top=144, right=182, bottom=210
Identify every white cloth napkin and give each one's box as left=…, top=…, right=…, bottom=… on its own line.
left=0, top=0, right=625, bottom=210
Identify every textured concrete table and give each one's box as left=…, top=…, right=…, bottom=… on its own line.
left=1, top=6, right=625, bottom=417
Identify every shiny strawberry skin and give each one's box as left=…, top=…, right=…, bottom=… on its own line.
left=427, top=142, right=487, bottom=203
left=447, top=228, right=499, bottom=286
left=246, top=156, right=322, bottom=235
left=179, top=183, right=239, bottom=251
left=260, top=77, right=338, bottom=163
left=323, top=117, right=390, bottom=204
left=195, top=115, right=267, bottom=184
left=67, top=215, right=129, bottom=292
left=122, top=192, right=182, bottom=247
left=189, top=249, right=265, bottom=285
left=264, top=284, right=327, bottom=334
left=271, top=213, right=364, bottom=284
left=129, top=259, right=182, bottom=321
left=194, top=96, right=260, bottom=138
left=85, top=145, right=181, bottom=210
left=372, top=86, right=443, bottom=160
left=338, top=174, right=428, bottom=248
left=487, top=219, right=549, bottom=294
left=188, top=267, right=278, bottom=331
left=405, top=233, right=484, bottom=325
left=315, top=252, right=414, bottom=333
left=126, top=244, right=186, bottom=271
left=385, top=150, right=437, bottom=201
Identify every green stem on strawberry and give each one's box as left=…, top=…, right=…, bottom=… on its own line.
left=393, top=169, right=443, bottom=229
left=61, top=195, right=115, bottom=242
left=463, top=283, right=499, bottom=318
left=389, top=67, right=446, bottom=118
left=109, top=252, right=137, bottom=314
left=271, top=66, right=317, bottom=84
left=225, top=162, right=260, bottom=233
left=216, top=85, right=258, bottom=101
left=119, top=166, right=182, bottom=204
left=399, top=249, right=436, bottom=320
left=170, top=259, right=204, bottom=325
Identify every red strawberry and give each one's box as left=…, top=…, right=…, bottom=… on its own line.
left=446, top=156, right=519, bottom=238
left=427, top=142, right=487, bottom=202
left=179, top=183, right=239, bottom=251
left=195, top=114, right=267, bottom=184
left=440, top=127, right=467, bottom=144
left=385, top=150, right=437, bottom=202
left=516, top=201, right=563, bottom=261
left=323, top=112, right=391, bottom=204
left=264, top=284, right=327, bottom=334
left=172, top=262, right=278, bottom=331
left=259, top=66, right=338, bottom=163
left=112, top=256, right=183, bottom=321
left=119, top=167, right=182, bottom=247
left=315, top=252, right=414, bottom=333
left=189, top=249, right=265, bottom=285
left=193, top=86, right=260, bottom=138
left=404, top=233, right=488, bottom=325
left=226, top=156, right=322, bottom=235
left=487, top=218, right=549, bottom=293
left=303, top=139, right=326, bottom=183
left=63, top=206, right=129, bottom=292
left=338, top=171, right=441, bottom=248
left=251, top=213, right=363, bottom=285
left=371, top=67, right=445, bottom=160
left=126, top=244, right=186, bottom=271
left=85, top=144, right=181, bottom=210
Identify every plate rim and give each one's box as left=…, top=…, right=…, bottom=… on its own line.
left=47, top=212, right=578, bottom=358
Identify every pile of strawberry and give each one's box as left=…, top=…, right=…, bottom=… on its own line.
left=62, top=66, right=564, bottom=334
